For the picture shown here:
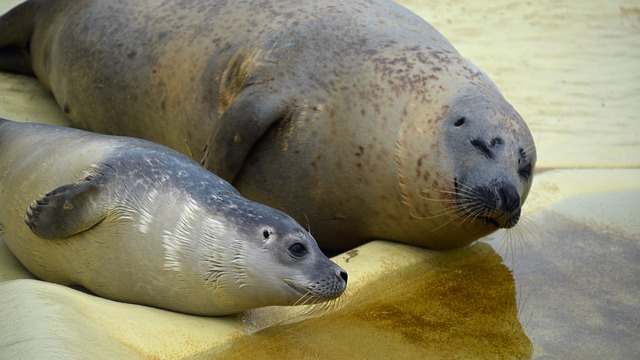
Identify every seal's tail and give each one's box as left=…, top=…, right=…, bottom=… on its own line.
left=0, top=1, right=36, bottom=75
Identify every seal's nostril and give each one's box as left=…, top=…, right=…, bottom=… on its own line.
left=498, top=184, right=520, bottom=214
left=339, top=270, right=348, bottom=283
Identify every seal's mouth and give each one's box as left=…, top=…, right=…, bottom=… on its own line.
left=284, top=279, right=309, bottom=296
left=478, top=214, right=520, bottom=229
left=480, top=216, right=501, bottom=228
left=454, top=178, right=521, bottom=230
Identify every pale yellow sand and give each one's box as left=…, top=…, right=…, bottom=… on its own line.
left=1, top=0, right=638, bottom=358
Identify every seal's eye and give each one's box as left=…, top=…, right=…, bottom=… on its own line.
left=518, top=148, right=532, bottom=181
left=288, top=242, right=308, bottom=258
left=518, top=162, right=532, bottom=181
left=454, top=117, right=466, bottom=127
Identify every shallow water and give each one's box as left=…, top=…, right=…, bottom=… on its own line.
left=0, top=0, right=638, bottom=358
left=217, top=242, right=533, bottom=359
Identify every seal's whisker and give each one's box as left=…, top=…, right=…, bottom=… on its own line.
left=510, top=230, right=529, bottom=268
left=493, top=216, right=540, bottom=269
left=456, top=189, right=486, bottom=205
left=184, top=139, right=194, bottom=159
left=322, top=298, right=342, bottom=315
left=512, top=217, right=542, bottom=250
left=454, top=181, right=478, bottom=194
left=415, top=185, right=485, bottom=222
left=293, top=300, right=317, bottom=316
left=453, top=178, right=482, bottom=194
left=297, top=297, right=335, bottom=318
left=300, top=212, right=312, bottom=235
left=428, top=204, right=479, bottom=232
left=415, top=176, right=496, bottom=228
left=326, top=295, right=343, bottom=312
left=518, top=216, right=544, bottom=237
left=285, top=294, right=342, bottom=322
left=426, top=195, right=488, bottom=230
left=409, top=201, right=474, bottom=221
left=454, top=204, right=488, bottom=229
left=510, top=228, right=529, bottom=267
left=449, top=188, right=486, bottom=207
left=293, top=290, right=315, bottom=307
left=521, top=143, right=537, bottom=158
left=416, top=192, right=458, bottom=203
left=494, top=230, right=517, bottom=269
left=420, top=179, right=480, bottom=199
left=410, top=207, right=457, bottom=221
left=458, top=199, right=496, bottom=229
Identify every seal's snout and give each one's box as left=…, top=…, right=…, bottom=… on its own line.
left=470, top=181, right=521, bottom=229
left=306, top=266, right=348, bottom=301
left=495, top=183, right=521, bottom=228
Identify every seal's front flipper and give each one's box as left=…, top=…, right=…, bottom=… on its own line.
left=25, top=164, right=117, bottom=239
left=203, top=48, right=289, bottom=181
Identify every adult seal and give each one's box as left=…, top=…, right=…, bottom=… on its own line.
left=0, top=0, right=537, bottom=253
left=0, top=119, right=347, bottom=316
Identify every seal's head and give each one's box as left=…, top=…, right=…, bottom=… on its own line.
left=394, top=75, right=537, bottom=249
left=201, top=198, right=348, bottom=313
left=442, top=93, right=536, bottom=231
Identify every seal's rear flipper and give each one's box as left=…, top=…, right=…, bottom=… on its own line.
left=24, top=164, right=117, bottom=239
left=0, top=1, right=36, bottom=74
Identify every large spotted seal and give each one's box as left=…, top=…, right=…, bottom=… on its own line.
left=0, top=118, right=347, bottom=316
left=0, top=0, right=536, bottom=253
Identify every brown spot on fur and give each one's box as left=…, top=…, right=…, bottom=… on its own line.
left=371, top=45, right=459, bottom=102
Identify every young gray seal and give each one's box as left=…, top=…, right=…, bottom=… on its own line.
left=0, top=0, right=537, bottom=253
left=0, top=119, right=347, bottom=316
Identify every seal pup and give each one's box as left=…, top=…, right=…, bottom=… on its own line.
left=0, top=119, right=347, bottom=316
left=0, top=0, right=537, bottom=253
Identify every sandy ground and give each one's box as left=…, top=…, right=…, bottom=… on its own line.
left=0, top=0, right=638, bottom=359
